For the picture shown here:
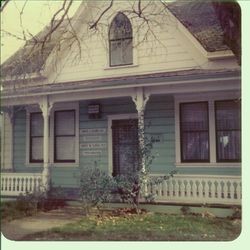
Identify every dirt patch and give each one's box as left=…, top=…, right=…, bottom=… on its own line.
left=1, top=206, right=84, bottom=241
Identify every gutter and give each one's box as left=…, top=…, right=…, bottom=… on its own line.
left=1, top=75, right=241, bottom=101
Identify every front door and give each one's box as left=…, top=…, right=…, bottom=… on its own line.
left=112, top=119, right=139, bottom=176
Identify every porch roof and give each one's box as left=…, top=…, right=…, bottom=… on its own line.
left=1, top=68, right=240, bottom=99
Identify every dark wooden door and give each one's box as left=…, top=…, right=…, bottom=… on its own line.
left=112, top=119, right=139, bottom=176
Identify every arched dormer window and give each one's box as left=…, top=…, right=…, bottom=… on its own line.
left=109, top=13, right=133, bottom=67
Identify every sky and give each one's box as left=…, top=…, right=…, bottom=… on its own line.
left=1, top=0, right=82, bottom=63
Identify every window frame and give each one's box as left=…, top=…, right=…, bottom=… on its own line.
left=26, top=102, right=79, bottom=167
left=179, top=102, right=210, bottom=163
left=175, top=93, right=241, bottom=168
left=29, top=112, right=44, bottom=163
left=109, top=12, right=133, bottom=67
left=215, top=99, right=241, bottom=163
left=54, top=109, right=76, bottom=163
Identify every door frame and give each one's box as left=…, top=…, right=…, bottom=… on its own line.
left=107, top=113, right=138, bottom=176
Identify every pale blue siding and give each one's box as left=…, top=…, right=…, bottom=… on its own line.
left=11, top=95, right=240, bottom=189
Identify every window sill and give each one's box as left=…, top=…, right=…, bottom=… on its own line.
left=26, top=163, right=79, bottom=167
left=104, top=64, right=138, bottom=70
left=175, top=162, right=241, bottom=168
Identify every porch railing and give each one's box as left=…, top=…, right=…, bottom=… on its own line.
left=144, top=174, right=241, bottom=205
left=1, top=173, right=43, bottom=196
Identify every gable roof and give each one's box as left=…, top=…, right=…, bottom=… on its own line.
left=1, top=1, right=231, bottom=78
left=167, top=1, right=229, bottom=52
left=1, top=20, right=69, bottom=78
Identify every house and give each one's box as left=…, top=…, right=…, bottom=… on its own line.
left=0, top=1, right=241, bottom=205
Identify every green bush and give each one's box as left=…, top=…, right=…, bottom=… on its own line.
left=79, top=167, right=116, bottom=214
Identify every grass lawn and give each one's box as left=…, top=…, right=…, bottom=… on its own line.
left=21, top=212, right=241, bottom=241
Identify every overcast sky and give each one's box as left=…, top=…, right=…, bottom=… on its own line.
left=1, top=0, right=81, bottom=63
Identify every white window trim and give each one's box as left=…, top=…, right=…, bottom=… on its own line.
left=107, top=113, right=138, bottom=175
left=174, top=92, right=241, bottom=168
left=26, top=102, right=79, bottom=167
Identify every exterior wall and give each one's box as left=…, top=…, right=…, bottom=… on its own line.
left=47, top=1, right=238, bottom=85
left=9, top=93, right=240, bottom=189
left=44, top=1, right=239, bottom=85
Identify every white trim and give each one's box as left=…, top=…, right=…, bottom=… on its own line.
left=25, top=102, right=79, bottom=167
left=149, top=173, right=241, bottom=179
left=1, top=113, right=4, bottom=169
left=107, top=113, right=137, bottom=175
left=175, top=163, right=241, bottom=168
left=174, top=92, right=241, bottom=167
left=25, top=105, right=41, bottom=166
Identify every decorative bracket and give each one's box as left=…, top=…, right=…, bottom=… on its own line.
left=132, top=87, right=150, bottom=113
left=39, top=96, right=53, bottom=117
left=1, top=106, right=14, bottom=124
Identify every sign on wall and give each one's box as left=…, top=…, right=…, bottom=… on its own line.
left=80, top=128, right=106, bottom=135
left=81, top=127, right=107, bottom=157
left=80, top=143, right=107, bottom=149
left=82, top=151, right=102, bottom=156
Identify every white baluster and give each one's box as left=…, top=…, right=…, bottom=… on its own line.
left=217, top=181, right=222, bottom=201
left=186, top=181, right=191, bottom=199
left=169, top=180, right=174, bottom=199
left=162, top=179, right=167, bottom=198
left=180, top=180, right=185, bottom=198
left=204, top=181, right=209, bottom=199
left=192, top=180, right=197, bottom=199
left=236, top=181, right=241, bottom=201
left=211, top=181, right=216, bottom=199
left=198, top=181, right=203, bottom=199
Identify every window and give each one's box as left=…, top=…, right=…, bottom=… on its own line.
left=215, top=100, right=241, bottom=162
left=180, top=102, right=209, bottom=162
left=30, top=112, right=43, bottom=162
left=54, top=110, right=76, bottom=162
left=109, top=12, right=133, bottom=67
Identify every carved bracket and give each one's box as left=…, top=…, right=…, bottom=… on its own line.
left=39, top=97, right=53, bottom=117
left=132, top=87, right=150, bottom=113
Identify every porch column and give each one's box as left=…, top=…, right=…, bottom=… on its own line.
left=132, top=88, right=150, bottom=195
left=39, top=97, right=53, bottom=193
left=1, top=107, right=14, bottom=171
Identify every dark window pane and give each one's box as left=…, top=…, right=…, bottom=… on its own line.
left=30, top=112, right=43, bottom=162
left=31, top=113, right=43, bottom=136
left=109, top=12, right=132, bottom=40
left=55, top=137, right=75, bottom=161
left=54, top=110, right=76, bottom=162
left=31, top=137, right=43, bottom=161
left=180, top=102, right=209, bottom=162
left=109, top=13, right=133, bottom=66
left=55, top=111, right=75, bottom=136
left=215, top=100, right=241, bottom=162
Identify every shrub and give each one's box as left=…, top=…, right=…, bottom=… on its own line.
left=79, top=167, right=115, bottom=214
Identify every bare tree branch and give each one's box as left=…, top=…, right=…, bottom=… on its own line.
left=0, top=0, right=11, bottom=12
left=89, top=0, right=114, bottom=30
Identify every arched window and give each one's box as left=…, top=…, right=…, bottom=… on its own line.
left=109, top=13, right=133, bottom=67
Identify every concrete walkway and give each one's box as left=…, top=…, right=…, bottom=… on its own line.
left=1, top=206, right=85, bottom=241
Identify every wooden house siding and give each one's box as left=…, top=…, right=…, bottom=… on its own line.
left=9, top=93, right=240, bottom=189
